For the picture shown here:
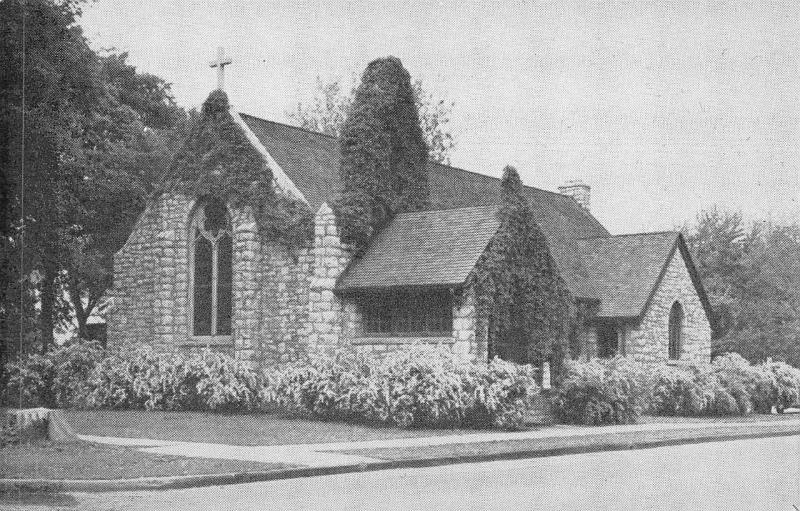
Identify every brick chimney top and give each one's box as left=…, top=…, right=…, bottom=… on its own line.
left=558, top=180, right=591, bottom=210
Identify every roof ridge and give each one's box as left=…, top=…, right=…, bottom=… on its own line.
left=238, top=112, right=339, bottom=141
left=578, top=230, right=678, bottom=240
left=394, top=204, right=500, bottom=218
left=239, top=112, right=575, bottom=200
left=429, top=161, right=576, bottom=199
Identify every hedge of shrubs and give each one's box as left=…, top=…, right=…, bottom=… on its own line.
left=4, top=341, right=798, bottom=430
left=2, top=343, right=538, bottom=430
left=552, top=352, right=800, bottom=425
left=264, top=346, right=539, bottom=430
left=3, top=342, right=263, bottom=412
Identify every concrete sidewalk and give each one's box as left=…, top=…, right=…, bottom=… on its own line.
left=3, top=417, right=800, bottom=493
left=78, top=416, right=800, bottom=470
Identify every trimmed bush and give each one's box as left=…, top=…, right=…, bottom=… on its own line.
left=551, top=357, right=648, bottom=426
left=264, top=345, right=538, bottom=430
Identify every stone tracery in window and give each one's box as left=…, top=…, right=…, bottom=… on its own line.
left=190, top=198, right=233, bottom=337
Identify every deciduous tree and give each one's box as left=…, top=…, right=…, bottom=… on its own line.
left=289, top=75, right=455, bottom=164
left=683, top=208, right=800, bottom=366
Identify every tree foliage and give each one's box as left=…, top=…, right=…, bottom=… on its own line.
left=163, top=90, right=312, bottom=248
left=471, top=166, right=574, bottom=372
left=334, top=57, right=429, bottom=251
left=288, top=75, right=455, bottom=164
left=683, top=208, right=800, bottom=366
left=1, top=0, right=107, bottom=354
left=0, top=0, right=187, bottom=356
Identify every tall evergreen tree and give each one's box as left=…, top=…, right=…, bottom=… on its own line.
left=335, top=57, right=429, bottom=250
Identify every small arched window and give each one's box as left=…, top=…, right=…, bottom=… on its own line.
left=668, top=301, right=683, bottom=360
left=190, top=198, right=232, bottom=338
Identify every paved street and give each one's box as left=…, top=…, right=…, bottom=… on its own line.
left=7, top=434, right=795, bottom=511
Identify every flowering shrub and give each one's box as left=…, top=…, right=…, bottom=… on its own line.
left=650, top=364, right=714, bottom=416
left=0, top=415, right=19, bottom=447
left=650, top=354, right=800, bottom=416
left=264, top=346, right=538, bottom=430
left=551, top=357, right=648, bottom=426
left=762, top=361, right=800, bottom=413
left=262, top=349, right=373, bottom=419
left=711, top=353, right=773, bottom=414
left=82, top=345, right=262, bottom=411
left=3, top=342, right=103, bottom=408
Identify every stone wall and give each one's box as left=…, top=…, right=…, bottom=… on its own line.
left=108, top=193, right=314, bottom=368
left=627, top=249, right=712, bottom=364
left=108, top=194, right=194, bottom=350
left=452, top=286, right=481, bottom=359
left=303, top=203, right=353, bottom=355
left=256, top=239, right=312, bottom=366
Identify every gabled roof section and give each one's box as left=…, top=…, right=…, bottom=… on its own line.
left=336, top=206, right=501, bottom=291
left=238, top=114, right=609, bottom=297
left=576, top=231, right=712, bottom=321
left=238, top=116, right=608, bottom=235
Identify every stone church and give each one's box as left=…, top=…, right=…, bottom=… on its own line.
left=107, top=82, right=712, bottom=369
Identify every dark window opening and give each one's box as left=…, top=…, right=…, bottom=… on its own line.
left=668, top=301, right=683, bottom=360
left=363, top=290, right=453, bottom=336
left=597, top=322, right=619, bottom=358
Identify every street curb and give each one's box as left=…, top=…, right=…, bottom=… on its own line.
left=2, top=424, right=799, bottom=494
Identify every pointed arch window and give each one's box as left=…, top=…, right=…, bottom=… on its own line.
left=190, top=198, right=233, bottom=338
left=668, top=301, right=683, bottom=360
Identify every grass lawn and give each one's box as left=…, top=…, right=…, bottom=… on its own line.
left=640, top=412, right=800, bottom=424
left=63, top=409, right=484, bottom=446
left=0, top=440, right=295, bottom=480
left=342, top=413, right=800, bottom=462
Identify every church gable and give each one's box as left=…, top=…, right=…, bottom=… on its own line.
left=160, top=90, right=313, bottom=249
left=625, top=239, right=713, bottom=364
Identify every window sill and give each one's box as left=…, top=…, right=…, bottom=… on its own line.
left=352, top=336, right=454, bottom=345
left=182, top=336, right=234, bottom=347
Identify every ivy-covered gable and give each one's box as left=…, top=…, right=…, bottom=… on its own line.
left=160, top=90, right=312, bottom=247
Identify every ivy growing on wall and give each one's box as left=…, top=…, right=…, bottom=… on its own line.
left=160, top=90, right=312, bottom=247
left=471, top=166, right=575, bottom=373
left=335, top=56, right=429, bottom=252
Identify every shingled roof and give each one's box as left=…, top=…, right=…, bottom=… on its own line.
left=239, top=114, right=606, bottom=297
left=337, top=206, right=501, bottom=290
left=575, top=232, right=713, bottom=321
left=576, top=232, right=680, bottom=317
left=234, top=114, right=708, bottom=319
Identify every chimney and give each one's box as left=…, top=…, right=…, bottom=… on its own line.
left=558, top=179, right=591, bottom=210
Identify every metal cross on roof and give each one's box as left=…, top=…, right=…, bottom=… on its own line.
left=209, top=47, right=232, bottom=91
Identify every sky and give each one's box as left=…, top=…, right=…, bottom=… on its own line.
left=80, top=0, right=800, bottom=234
